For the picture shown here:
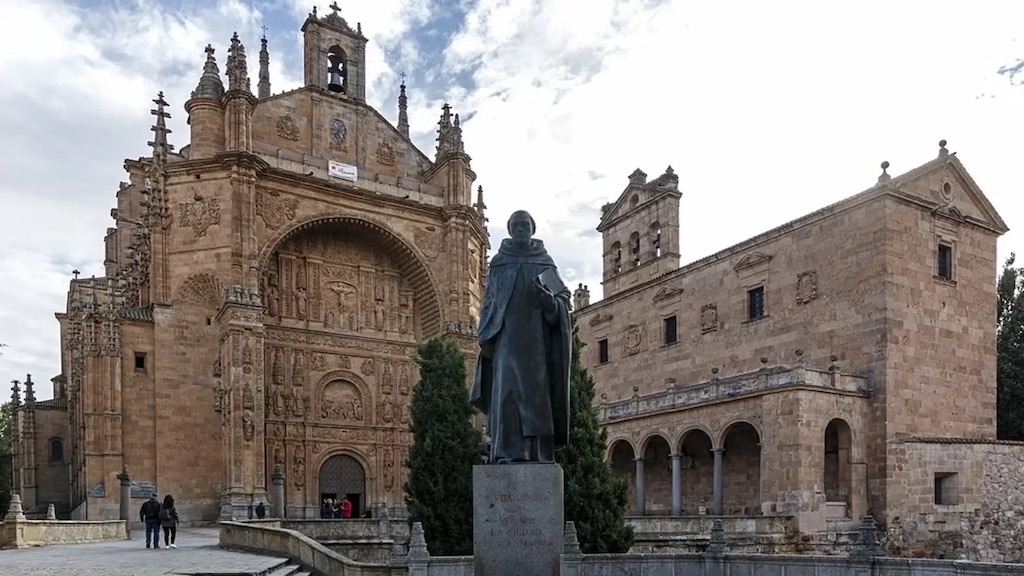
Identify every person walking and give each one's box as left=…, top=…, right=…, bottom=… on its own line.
left=139, top=492, right=162, bottom=549
left=159, top=494, right=179, bottom=549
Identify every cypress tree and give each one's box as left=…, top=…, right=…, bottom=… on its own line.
left=997, top=254, right=1024, bottom=440
left=404, top=336, right=484, bottom=556
left=557, top=317, right=634, bottom=553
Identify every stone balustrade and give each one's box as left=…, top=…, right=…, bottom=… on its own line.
left=598, top=365, right=870, bottom=423
left=0, top=493, right=128, bottom=549
left=219, top=521, right=390, bottom=576
left=242, top=517, right=410, bottom=564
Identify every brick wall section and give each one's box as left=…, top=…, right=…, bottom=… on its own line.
left=885, top=440, right=1024, bottom=563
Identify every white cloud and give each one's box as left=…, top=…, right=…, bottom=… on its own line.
left=444, top=0, right=1024, bottom=297
left=2, top=0, right=1023, bottom=399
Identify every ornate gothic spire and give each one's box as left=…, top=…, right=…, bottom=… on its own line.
left=435, top=103, right=468, bottom=161
left=23, top=374, right=35, bottom=405
left=192, top=44, right=225, bottom=100
left=226, top=32, right=251, bottom=93
left=147, top=92, right=174, bottom=225
left=258, top=29, right=271, bottom=99
left=10, top=379, right=21, bottom=408
left=397, top=74, right=409, bottom=138
left=474, top=185, right=487, bottom=224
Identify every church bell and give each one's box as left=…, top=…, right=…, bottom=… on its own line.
left=328, top=70, right=344, bottom=93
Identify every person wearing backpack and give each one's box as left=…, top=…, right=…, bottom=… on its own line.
left=139, top=492, right=162, bottom=549
left=159, top=494, right=180, bottom=549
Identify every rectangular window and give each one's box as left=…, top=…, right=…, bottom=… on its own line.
left=937, top=243, right=953, bottom=281
left=747, top=286, right=766, bottom=320
left=663, top=315, right=678, bottom=345
left=598, top=339, right=609, bottom=364
left=934, top=472, right=959, bottom=505
left=134, top=352, right=146, bottom=372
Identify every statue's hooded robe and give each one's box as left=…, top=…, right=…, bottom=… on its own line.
left=471, top=237, right=572, bottom=462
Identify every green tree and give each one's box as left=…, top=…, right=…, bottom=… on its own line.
left=557, top=317, right=634, bottom=553
left=0, top=400, right=14, bottom=514
left=997, top=253, right=1024, bottom=440
left=404, top=337, right=484, bottom=556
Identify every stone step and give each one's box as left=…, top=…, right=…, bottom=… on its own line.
left=266, top=563, right=304, bottom=576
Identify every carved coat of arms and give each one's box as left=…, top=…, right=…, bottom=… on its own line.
left=329, top=117, right=347, bottom=150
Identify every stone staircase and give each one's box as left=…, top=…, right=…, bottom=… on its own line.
left=264, top=561, right=312, bottom=576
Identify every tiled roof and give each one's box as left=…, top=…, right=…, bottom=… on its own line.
left=118, top=307, right=154, bottom=322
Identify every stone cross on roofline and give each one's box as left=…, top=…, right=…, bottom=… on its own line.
left=329, top=1, right=341, bottom=16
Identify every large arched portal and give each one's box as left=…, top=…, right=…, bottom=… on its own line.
left=258, top=215, right=443, bottom=339
left=318, top=454, right=366, bottom=516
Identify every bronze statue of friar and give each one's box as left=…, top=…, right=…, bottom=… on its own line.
left=471, top=210, right=573, bottom=463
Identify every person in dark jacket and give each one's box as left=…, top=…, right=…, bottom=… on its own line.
left=159, top=494, right=179, bottom=548
left=139, top=493, right=161, bottom=549
left=255, top=501, right=266, bottom=519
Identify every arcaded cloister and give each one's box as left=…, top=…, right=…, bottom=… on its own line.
left=598, top=366, right=870, bottom=528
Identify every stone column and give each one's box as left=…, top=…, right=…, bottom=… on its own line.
left=117, top=465, right=132, bottom=537
left=711, top=448, right=724, bottom=516
left=271, top=464, right=285, bottom=518
left=633, top=457, right=645, bottom=516
left=216, top=287, right=267, bottom=520
left=670, top=453, right=683, bottom=516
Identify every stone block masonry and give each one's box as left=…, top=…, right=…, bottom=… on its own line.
left=473, top=463, right=564, bottom=576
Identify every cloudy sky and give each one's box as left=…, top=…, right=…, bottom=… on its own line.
left=1, top=0, right=1022, bottom=399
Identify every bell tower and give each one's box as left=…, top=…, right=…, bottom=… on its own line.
left=301, top=3, right=368, bottom=101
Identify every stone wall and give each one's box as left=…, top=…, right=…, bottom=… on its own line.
left=885, top=439, right=1024, bottom=562
left=0, top=519, right=127, bottom=549
left=219, top=521, right=391, bottom=575
left=252, top=517, right=410, bottom=564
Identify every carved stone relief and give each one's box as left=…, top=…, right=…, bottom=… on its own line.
left=319, top=380, right=364, bottom=423
left=292, top=351, right=305, bottom=387
left=376, top=141, right=396, bottom=166
left=398, top=363, right=411, bottom=396
left=310, top=353, right=326, bottom=372
left=276, top=115, right=300, bottom=141
left=796, top=271, right=818, bottom=304
left=242, top=385, right=254, bottom=410
left=242, top=413, right=254, bottom=442
left=271, top=348, right=285, bottom=386
left=414, top=227, right=441, bottom=258
left=383, top=446, right=396, bottom=491
left=380, top=359, right=393, bottom=395
left=623, top=324, right=642, bottom=355
left=256, top=191, right=299, bottom=230
left=293, top=452, right=305, bottom=487
left=329, top=117, right=347, bottom=152
left=361, top=359, right=375, bottom=375
left=700, top=303, right=718, bottom=334
left=178, top=273, right=222, bottom=308
left=177, top=193, right=221, bottom=238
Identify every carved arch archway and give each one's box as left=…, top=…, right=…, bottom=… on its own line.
left=313, top=369, right=372, bottom=425
left=256, top=214, right=444, bottom=338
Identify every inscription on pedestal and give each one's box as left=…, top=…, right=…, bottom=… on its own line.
left=473, top=463, right=563, bottom=576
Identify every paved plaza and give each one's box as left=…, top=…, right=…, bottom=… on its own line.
left=0, top=527, right=292, bottom=575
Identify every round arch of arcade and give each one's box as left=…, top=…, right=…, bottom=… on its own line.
left=608, top=416, right=865, bottom=519
left=313, top=448, right=373, bottom=517
left=256, top=213, right=445, bottom=338
left=608, top=419, right=765, bottom=517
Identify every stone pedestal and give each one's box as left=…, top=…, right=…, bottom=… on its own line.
left=473, top=463, right=563, bottom=576
left=271, top=465, right=285, bottom=519
left=116, top=466, right=132, bottom=537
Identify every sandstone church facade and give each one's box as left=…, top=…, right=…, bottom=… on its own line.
left=11, top=7, right=487, bottom=522
left=571, top=149, right=1024, bottom=558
